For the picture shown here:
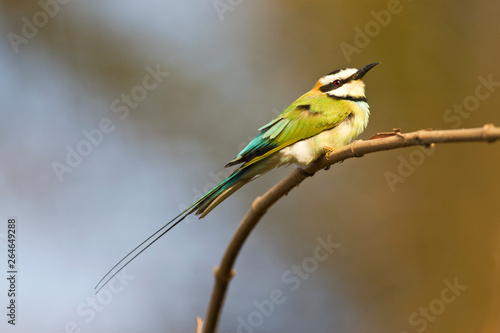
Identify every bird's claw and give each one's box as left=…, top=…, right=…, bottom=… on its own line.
left=324, top=146, right=336, bottom=160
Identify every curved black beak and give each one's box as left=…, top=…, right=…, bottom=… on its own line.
left=353, top=62, right=380, bottom=80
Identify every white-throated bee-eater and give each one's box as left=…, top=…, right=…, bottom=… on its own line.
left=96, top=62, right=380, bottom=291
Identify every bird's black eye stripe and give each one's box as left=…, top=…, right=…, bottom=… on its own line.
left=319, top=79, right=345, bottom=92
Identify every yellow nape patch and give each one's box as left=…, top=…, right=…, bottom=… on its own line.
left=311, top=81, right=325, bottom=94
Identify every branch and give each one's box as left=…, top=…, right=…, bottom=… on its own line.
left=201, top=124, right=500, bottom=333
left=196, top=317, right=203, bottom=333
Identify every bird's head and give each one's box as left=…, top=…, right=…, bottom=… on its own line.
left=314, top=62, right=380, bottom=102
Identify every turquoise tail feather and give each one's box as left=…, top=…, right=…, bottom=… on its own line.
left=193, top=165, right=255, bottom=218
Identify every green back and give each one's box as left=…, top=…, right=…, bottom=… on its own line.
left=228, top=93, right=352, bottom=168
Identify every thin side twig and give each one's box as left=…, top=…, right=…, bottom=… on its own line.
left=201, top=124, right=500, bottom=333
left=195, top=317, right=203, bottom=333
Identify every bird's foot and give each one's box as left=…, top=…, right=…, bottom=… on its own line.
left=324, top=145, right=336, bottom=160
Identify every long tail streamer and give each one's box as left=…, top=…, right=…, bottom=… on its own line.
left=94, top=166, right=251, bottom=293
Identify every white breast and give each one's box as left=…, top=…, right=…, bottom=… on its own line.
left=278, top=101, right=370, bottom=167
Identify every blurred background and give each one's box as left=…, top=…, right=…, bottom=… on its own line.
left=0, top=1, right=499, bottom=332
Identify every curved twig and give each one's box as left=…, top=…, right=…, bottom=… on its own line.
left=201, top=124, right=500, bottom=333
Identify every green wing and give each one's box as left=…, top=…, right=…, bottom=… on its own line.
left=226, top=93, right=352, bottom=168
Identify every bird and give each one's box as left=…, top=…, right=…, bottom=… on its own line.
left=95, top=62, right=380, bottom=292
